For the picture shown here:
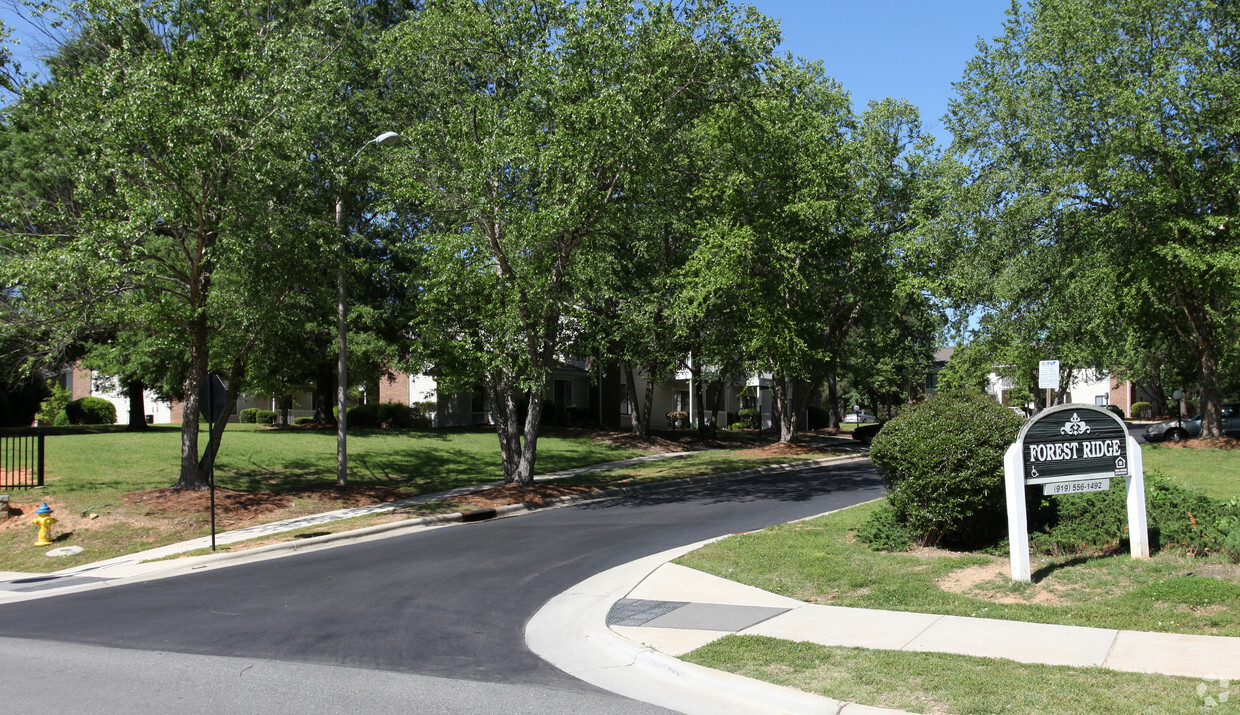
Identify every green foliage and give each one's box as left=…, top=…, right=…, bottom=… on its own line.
left=869, top=390, right=1023, bottom=548
left=1130, top=401, right=1152, bottom=419
left=1028, top=474, right=1240, bottom=562
left=37, top=380, right=70, bottom=425
left=238, top=408, right=259, bottom=424
left=855, top=502, right=913, bottom=552
left=63, top=396, right=117, bottom=425
left=347, top=402, right=429, bottom=429
left=293, top=417, right=315, bottom=426
left=0, top=377, right=50, bottom=428
left=53, top=410, right=70, bottom=426
left=736, top=408, right=761, bottom=429
left=944, top=0, right=1240, bottom=438
left=255, top=410, right=277, bottom=425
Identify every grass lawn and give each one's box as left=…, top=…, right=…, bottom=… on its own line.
left=674, top=443, right=1240, bottom=712
left=1, top=424, right=836, bottom=571
left=683, top=636, right=1239, bottom=714
left=1142, top=442, right=1240, bottom=499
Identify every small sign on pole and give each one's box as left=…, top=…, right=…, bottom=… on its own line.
left=198, top=372, right=227, bottom=552
left=1003, top=403, right=1148, bottom=582
left=1037, top=360, right=1060, bottom=390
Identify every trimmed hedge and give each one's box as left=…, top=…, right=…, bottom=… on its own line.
left=347, top=402, right=431, bottom=429
left=256, top=409, right=277, bottom=425
left=736, top=408, right=760, bottom=429
left=63, top=396, right=118, bottom=425
left=869, top=390, right=1023, bottom=548
left=239, top=408, right=259, bottom=423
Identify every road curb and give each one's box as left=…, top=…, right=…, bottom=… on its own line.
left=526, top=506, right=906, bottom=715
left=175, top=453, right=869, bottom=567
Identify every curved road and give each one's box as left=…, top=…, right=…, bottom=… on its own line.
left=0, top=458, right=883, bottom=712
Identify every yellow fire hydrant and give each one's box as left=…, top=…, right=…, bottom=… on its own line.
left=32, top=502, right=57, bottom=546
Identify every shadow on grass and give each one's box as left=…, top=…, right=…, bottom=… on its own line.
left=1031, top=555, right=1097, bottom=583
left=216, top=447, right=504, bottom=497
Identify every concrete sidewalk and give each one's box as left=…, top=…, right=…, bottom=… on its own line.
left=528, top=535, right=1240, bottom=715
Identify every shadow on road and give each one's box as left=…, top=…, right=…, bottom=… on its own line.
left=580, top=460, right=884, bottom=510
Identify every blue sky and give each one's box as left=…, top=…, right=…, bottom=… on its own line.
left=750, top=1, right=1014, bottom=143
left=3, top=1, right=1015, bottom=142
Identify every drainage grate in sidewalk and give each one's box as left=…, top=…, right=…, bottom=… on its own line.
left=607, top=598, right=690, bottom=627
left=607, top=598, right=792, bottom=632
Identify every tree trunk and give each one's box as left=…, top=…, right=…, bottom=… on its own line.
left=624, top=363, right=648, bottom=437
left=124, top=380, right=148, bottom=432
left=314, top=360, right=336, bottom=424
left=1197, top=343, right=1222, bottom=439
left=176, top=314, right=210, bottom=490
left=772, top=372, right=798, bottom=443
left=487, top=373, right=522, bottom=483
left=826, top=374, right=841, bottom=429
left=515, top=389, right=545, bottom=485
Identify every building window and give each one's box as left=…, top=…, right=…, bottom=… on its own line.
left=555, top=380, right=572, bottom=407
left=619, top=383, right=630, bottom=415
left=472, top=391, right=490, bottom=413
left=740, top=393, right=756, bottom=411
left=675, top=390, right=691, bottom=412
left=1095, top=395, right=1109, bottom=406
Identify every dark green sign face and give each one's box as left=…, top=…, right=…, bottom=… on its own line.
left=1018, top=404, right=1130, bottom=485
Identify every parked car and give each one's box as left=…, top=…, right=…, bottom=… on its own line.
left=1104, top=404, right=1125, bottom=419
left=1142, top=402, right=1240, bottom=442
left=843, top=410, right=877, bottom=424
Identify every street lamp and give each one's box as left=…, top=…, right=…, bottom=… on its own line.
left=337, top=131, right=401, bottom=487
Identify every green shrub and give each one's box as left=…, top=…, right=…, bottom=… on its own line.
left=856, top=502, right=913, bottom=551
left=348, top=403, right=381, bottom=428
left=294, top=416, right=315, bottom=425
left=869, top=390, right=1023, bottom=548
left=63, top=396, right=118, bottom=425
left=807, top=405, right=830, bottom=430
left=37, top=380, right=71, bottom=425
left=378, top=402, right=413, bottom=428
left=347, top=402, right=427, bottom=429
left=255, top=409, right=277, bottom=425
left=238, top=408, right=259, bottom=424
left=1130, top=401, right=1151, bottom=419
left=736, top=408, right=760, bottom=429
left=563, top=404, right=589, bottom=426
left=53, top=410, right=71, bottom=426
left=1029, top=474, right=1240, bottom=562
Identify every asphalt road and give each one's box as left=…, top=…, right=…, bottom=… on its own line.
left=0, top=457, right=884, bottom=711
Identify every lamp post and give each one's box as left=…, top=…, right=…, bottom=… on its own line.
left=337, top=131, right=401, bottom=487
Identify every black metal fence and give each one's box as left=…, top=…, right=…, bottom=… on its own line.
left=1, top=431, right=44, bottom=489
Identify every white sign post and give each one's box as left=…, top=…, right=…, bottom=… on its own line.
left=1004, top=404, right=1149, bottom=582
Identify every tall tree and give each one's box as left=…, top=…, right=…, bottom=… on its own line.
left=0, top=0, right=356, bottom=487
left=379, top=0, right=777, bottom=483
left=946, top=0, right=1240, bottom=436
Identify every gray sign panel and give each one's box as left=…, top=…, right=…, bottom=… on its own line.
left=1018, top=404, right=1129, bottom=485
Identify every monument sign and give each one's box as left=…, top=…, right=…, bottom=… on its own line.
left=1003, top=403, right=1149, bottom=581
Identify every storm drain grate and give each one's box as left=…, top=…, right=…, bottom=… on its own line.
left=606, top=598, right=690, bottom=627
